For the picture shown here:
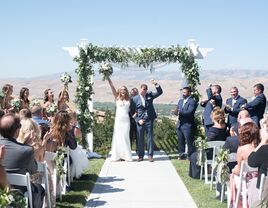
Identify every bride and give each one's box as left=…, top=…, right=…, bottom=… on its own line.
left=107, top=77, right=133, bottom=162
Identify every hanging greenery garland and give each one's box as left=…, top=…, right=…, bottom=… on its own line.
left=74, top=43, right=200, bottom=148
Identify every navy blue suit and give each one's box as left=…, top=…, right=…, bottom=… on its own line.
left=131, top=85, right=163, bottom=158
left=176, top=96, right=197, bottom=156
left=224, top=96, right=247, bottom=127
left=200, top=88, right=222, bottom=135
left=244, top=93, right=266, bottom=126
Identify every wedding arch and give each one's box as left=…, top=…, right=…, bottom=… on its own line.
left=66, top=41, right=204, bottom=149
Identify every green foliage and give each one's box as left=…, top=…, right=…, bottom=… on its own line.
left=93, top=110, right=115, bottom=155
left=214, top=148, right=230, bottom=184
left=74, top=43, right=200, bottom=148
left=0, top=187, right=27, bottom=208
left=55, top=146, right=66, bottom=180
left=194, top=137, right=208, bottom=166
left=154, top=117, right=178, bottom=154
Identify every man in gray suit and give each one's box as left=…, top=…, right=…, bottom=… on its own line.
left=131, top=79, right=163, bottom=162
left=0, top=113, right=44, bottom=208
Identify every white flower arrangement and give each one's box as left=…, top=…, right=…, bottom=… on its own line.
left=47, top=103, right=57, bottom=115
left=60, top=72, right=72, bottom=88
left=30, top=99, right=41, bottom=108
left=99, top=63, right=113, bottom=81
left=10, top=98, right=21, bottom=111
left=0, top=187, right=27, bottom=207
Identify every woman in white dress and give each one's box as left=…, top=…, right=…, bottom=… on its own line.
left=108, top=77, right=133, bottom=162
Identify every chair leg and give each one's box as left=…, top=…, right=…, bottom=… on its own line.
left=204, top=163, right=208, bottom=184
left=200, top=165, right=203, bottom=180
left=221, top=184, right=225, bottom=202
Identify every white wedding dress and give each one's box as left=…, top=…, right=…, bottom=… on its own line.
left=110, top=99, right=133, bottom=161
left=69, top=145, right=89, bottom=179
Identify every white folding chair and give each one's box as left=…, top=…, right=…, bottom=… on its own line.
left=6, top=172, right=33, bottom=208
left=44, top=151, right=57, bottom=201
left=259, top=173, right=266, bottom=200
left=204, top=141, right=225, bottom=184
left=66, top=146, right=73, bottom=186
left=235, top=160, right=258, bottom=208
left=37, top=161, right=51, bottom=208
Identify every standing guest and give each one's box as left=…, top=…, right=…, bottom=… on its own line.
left=131, top=79, right=163, bottom=162
left=107, top=77, right=133, bottom=162
left=224, top=86, right=247, bottom=128
left=57, top=88, right=70, bottom=111
left=1, top=84, right=14, bottom=112
left=129, top=87, right=138, bottom=150
left=43, top=88, right=55, bottom=109
left=175, top=87, right=197, bottom=160
left=200, top=84, right=222, bottom=137
left=19, top=87, right=30, bottom=109
left=242, top=83, right=266, bottom=127
left=0, top=113, right=45, bottom=208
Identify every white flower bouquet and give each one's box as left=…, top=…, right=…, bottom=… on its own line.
left=99, top=63, right=113, bottom=81
left=30, top=99, right=41, bottom=108
left=0, top=187, right=27, bottom=207
left=60, top=72, right=72, bottom=88
left=47, top=103, right=57, bottom=116
left=11, top=98, right=21, bottom=111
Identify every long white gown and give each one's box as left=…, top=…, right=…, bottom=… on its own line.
left=110, top=99, right=133, bottom=161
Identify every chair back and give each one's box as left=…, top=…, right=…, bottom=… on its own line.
left=37, top=161, right=52, bottom=208
left=6, top=172, right=33, bottom=208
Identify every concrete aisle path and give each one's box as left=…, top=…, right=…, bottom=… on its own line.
left=86, top=151, right=197, bottom=208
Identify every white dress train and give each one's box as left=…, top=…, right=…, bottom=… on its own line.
left=69, top=145, right=89, bottom=179
left=110, top=100, right=133, bottom=161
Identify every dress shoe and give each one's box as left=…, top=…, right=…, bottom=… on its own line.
left=137, top=157, right=143, bottom=162
left=178, top=153, right=187, bottom=160
left=148, top=156, right=154, bottom=162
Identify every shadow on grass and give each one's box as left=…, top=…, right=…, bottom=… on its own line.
left=56, top=173, right=99, bottom=208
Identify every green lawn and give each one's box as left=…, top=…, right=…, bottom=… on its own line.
left=56, top=158, right=105, bottom=208
left=170, top=157, right=227, bottom=208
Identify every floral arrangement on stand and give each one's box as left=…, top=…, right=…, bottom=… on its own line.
left=213, top=148, right=230, bottom=185
left=0, top=187, right=27, bottom=208
left=99, top=63, right=113, bottom=81
left=194, top=137, right=208, bottom=166
left=55, top=146, right=66, bottom=180
left=10, top=98, right=21, bottom=112
left=60, top=72, right=72, bottom=90
left=73, top=42, right=200, bottom=149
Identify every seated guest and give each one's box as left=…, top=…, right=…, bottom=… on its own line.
left=19, top=108, right=32, bottom=119
left=45, top=110, right=77, bottom=152
left=0, top=113, right=45, bottom=208
left=229, top=122, right=260, bottom=207
left=189, top=107, right=227, bottom=178
left=31, top=105, right=50, bottom=140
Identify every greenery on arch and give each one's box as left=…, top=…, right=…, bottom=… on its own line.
left=74, top=43, right=201, bottom=148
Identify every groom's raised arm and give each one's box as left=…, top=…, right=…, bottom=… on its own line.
left=150, top=79, right=163, bottom=99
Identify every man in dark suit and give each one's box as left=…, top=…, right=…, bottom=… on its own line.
left=242, top=83, right=266, bottom=127
left=175, top=87, right=197, bottom=159
left=0, top=113, right=45, bottom=208
left=224, top=86, right=247, bottom=128
left=200, top=84, right=222, bottom=136
left=131, top=79, right=163, bottom=162
left=129, top=88, right=139, bottom=151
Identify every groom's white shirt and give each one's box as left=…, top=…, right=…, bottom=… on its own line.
left=140, top=94, right=145, bottom=107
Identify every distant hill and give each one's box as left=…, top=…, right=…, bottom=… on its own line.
left=0, top=69, right=268, bottom=104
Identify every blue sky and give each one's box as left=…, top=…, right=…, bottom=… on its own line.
left=0, top=0, right=268, bottom=78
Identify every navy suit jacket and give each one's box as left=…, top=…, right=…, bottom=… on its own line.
left=131, top=85, right=163, bottom=122
left=177, top=96, right=197, bottom=127
left=225, top=95, right=247, bottom=126
left=200, top=88, right=222, bottom=126
left=244, top=93, right=267, bottom=125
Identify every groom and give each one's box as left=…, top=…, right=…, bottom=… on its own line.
left=131, top=79, right=163, bottom=162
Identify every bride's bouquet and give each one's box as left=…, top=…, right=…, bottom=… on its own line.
left=11, top=98, right=21, bottom=112
left=60, top=72, right=72, bottom=89
left=99, top=63, right=113, bottom=81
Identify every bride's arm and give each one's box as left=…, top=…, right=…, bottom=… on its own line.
left=107, top=77, right=118, bottom=99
